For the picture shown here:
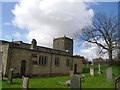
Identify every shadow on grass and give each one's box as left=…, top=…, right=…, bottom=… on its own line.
left=2, top=79, right=21, bottom=85
left=12, top=82, right=21, bottom=85
left=2, top=80, right=7, bottom=81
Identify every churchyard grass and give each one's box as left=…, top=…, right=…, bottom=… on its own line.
left=2, top=65, right=120, bottom=88
left=2, top=76, right=70, bottom=88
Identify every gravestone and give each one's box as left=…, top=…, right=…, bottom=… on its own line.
left=0, top=71, right=2, bottom=81
left=70, top=70, right=74, bottom=77
left=81, top=74, right=86, bottom=82
left=0, top=71, right=1, bottom=90
left=115, top=75, right=120, bottom=90
left=8, top=68, right=14, bottom=83
left=90, top=67, right=94, bottom=76
left=97, top=64, right=102, bottom=74
left=70, top=74, right=81, bottom=89
left=59, top=80, right=70, bottom=86
left=116, top=82, right=120, bottom=90
left=98, top=64, right=101, bottom=71
left=106, top=67, right=113, bottom=81
left=86, top=64, right=89, bottom=67
left=22, top=76, right=29, bottom=88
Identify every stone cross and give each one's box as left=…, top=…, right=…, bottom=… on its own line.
left=8, top=68, right=14, bottom=83
left=90, top=67, right=94, bottom=76
left=70, top=74, right=82, bottom=89
left=22, top=76, right=29, bottom=88
left=106, top=67, right=113, bottom=81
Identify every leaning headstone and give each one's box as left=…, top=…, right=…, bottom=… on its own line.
left=8, top=68, right=14, bottom=83
left=106, top=67, right=113, bottom=81
left=70, top=74, right=82, bottom=89
left=115, top=75, right=120, bottom=90
left=22, top=76, right=29, bottom=88
left=59, top=80, right=70, bottom=86
left=90, top=67, right=94, bottom=76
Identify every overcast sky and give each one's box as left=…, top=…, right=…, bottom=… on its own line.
left=1, top=0, right=118, bottom=61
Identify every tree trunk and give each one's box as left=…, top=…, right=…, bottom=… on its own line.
left=108, top=48, right=113, bottom=65
left=109, top=49, right=113, bottom=61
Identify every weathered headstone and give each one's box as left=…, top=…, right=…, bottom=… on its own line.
left=90, top=67, right=94, bottom=76
left=59, top=80, right=70, bottom=86
left=22, top=76, right=29, bottom=88
left=8, top=68, right=13, bottom=83
left=70, top=74, right=81, bottom=89
left=115, top=75, right=120, bottom=90
left=106, top=67, right=113, bottom=81
left=81, top=74, right=86, bottom=82
left=97, top=64, right=102, bottom=74
left=70, top=70, right=74, bottom=77
left=0, top=71, right=1, bottom=90
left=116, top=81, right=120, bottom=90
left=86, top=64, right=89, bottom=67
left=0, top=71, right=2, bottom=81
left=98, top=64, right=101, bottom=71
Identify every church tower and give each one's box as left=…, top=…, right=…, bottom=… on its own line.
left=53, top=36, right=73, bottom=55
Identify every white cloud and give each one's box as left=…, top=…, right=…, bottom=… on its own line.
left=3, top=22, right=12, bottom=26
left=75, top=39, right=109, bottom=61
left=12, top=0, right=94, bottom=47
left=79, top=44, right=98, bottom=61
left=1, top=0, right=20, bottom=2
left=1, top=0, right=119, bottom=2
left=13, top=32, right=21, bottom=38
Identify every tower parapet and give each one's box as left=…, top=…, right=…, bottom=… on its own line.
left=53, top=36, right=73, bottom=55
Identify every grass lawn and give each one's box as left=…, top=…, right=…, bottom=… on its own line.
left=2, top=65, right=120, bottom=88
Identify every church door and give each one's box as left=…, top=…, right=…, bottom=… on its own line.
left=20, top=60, right=26, bottom=76
left=74, top=64, right=77, bottom=74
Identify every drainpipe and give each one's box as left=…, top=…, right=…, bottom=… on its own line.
left=50, top=54, right=53, bottom=76
left=7, top=44, right=13, bottom=77
left=71, top=56, right=73, bottom=70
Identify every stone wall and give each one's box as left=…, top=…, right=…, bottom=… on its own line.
left=73, top=57, right=83, bottom=73
left=1, top=40, right=83, bottom=78
left=10, top=48, right=32, bottom=77
left=0, top=42, right=10, bottom=77
left=3, top=47, right=82, bottom=77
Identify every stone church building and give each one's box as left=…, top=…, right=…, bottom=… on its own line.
left=0, top=36, right=84, bottom=77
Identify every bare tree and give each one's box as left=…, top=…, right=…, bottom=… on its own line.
left=76, top=13, right=119, bottom=62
